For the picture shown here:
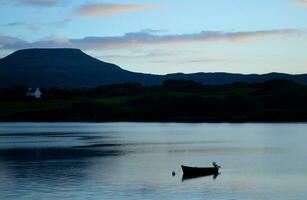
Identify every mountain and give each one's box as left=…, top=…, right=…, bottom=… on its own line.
left=0, top=48, right=306, bottom=88
left=0, top=48, right=162, bottom=88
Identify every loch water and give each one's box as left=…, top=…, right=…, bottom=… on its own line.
left=0, top=123, right=307, bottom=200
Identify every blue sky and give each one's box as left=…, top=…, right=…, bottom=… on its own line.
left=0, top=0, right=307, bottom=74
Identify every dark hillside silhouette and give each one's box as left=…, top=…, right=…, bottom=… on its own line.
left=1, top=48, right=307, bottom=88
left=1, top=79, right=307, bottom=122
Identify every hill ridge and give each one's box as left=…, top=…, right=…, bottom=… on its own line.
left=0, top=48, right=307, bottom=88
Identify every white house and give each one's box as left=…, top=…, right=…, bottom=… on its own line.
left=26, top=88, right=42, bottom=99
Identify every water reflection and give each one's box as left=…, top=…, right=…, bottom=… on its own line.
left=0, top=147, right=123, bottom=189
left=182, top=173, right=220, bottom=182
left=0, top=147, right=122, bottom=161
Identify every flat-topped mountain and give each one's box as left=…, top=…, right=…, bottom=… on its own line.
left=0, top=48, right=162, bottom=88
left=0, top=48, right=306, bottom=88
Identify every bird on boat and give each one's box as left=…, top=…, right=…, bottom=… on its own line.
left=212, top=162, right=221, bottom=169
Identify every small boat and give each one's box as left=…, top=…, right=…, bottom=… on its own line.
left=181, top=162, right=220, bottom=176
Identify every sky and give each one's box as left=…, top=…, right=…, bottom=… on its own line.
left=0, top=0, right=307, bottom=74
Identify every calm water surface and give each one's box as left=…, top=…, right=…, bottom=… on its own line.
left=0, top=123, right=307, bottom=200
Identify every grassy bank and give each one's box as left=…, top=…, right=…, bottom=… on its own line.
left=1, top=79, right=307, bottom=122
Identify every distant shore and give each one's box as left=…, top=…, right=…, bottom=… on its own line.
left=1, top=79, right=307, bottom=123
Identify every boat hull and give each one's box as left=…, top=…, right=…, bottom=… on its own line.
left=181, top=165, right=219, bottom=176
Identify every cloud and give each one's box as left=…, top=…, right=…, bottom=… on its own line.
left=28, top=25, right=41, bottom=32
left=0, top=36, right=27, bottom=47
left=19, top=0, right=59, bottom=6
left=292, top=0, right=307, bottom=7
left=51, top=18, right=72, bottom=27
left=1, top=22, right=23, bottom=27
left=1, top=22, right=41, bottom=32
left=74, top=2, right=162, bottom=17
left=0, top=0, right=65, bottom=6
left=99, top=49, right=182, bottom=60
left=139, top=29, right=168, bottom=34
left=0, top=29, right=301, bottom=50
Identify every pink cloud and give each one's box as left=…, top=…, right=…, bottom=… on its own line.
left=74, top=3, right=162, bottom=17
